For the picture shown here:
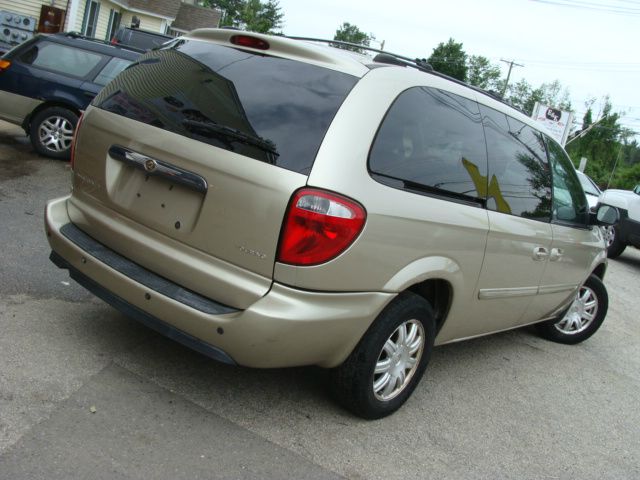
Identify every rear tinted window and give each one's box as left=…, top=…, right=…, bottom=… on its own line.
left=93, top=40, right=358, bottom=174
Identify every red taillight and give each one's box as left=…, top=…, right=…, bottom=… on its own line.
left=70, top=113, right=84, bottom=169
left=277, top=188, right=366, bottom=266
left=230, top=34, right=270, bottom=50
left=0, top=59, right=11, bottom=72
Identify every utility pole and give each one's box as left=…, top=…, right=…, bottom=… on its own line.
left=607, top=143, right=624, bottom=189
left=500, top=59, right=524, bottom=96
left=370, top=38, right=385, bottom=51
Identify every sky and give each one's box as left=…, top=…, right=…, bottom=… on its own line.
left=275, top=0, right=640, bottom=135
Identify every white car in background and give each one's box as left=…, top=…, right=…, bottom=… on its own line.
left=599, top=184, right=640, bottom=258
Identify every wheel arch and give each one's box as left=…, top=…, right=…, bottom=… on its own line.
left=22, top=101, right=82, bottom=132
left=382, top=255, right=462, bottom=335
left=407, top=278, right=452, bottom=335
left=591, top=261, right=607, bottom=281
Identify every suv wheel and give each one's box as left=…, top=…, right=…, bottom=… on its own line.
left=330, top=292, right=435, bottom=419
left=535, top=274, right=608, bottom=344
left=604, top=225, right=626, bottom=258
left=30, top=107, right=78, bottom=160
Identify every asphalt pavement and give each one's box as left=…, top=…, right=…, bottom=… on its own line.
left=1, top=119, right=639, bottom=479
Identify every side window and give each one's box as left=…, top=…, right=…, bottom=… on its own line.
left=545, top=136, right=589, bottom=226
left=369, top=87, right=487, bottom=203
left=20, top=42, right=104, bottom=78
left=93, top=57, right=132, bottom=86
left=480, top=105, right=552, bottom=221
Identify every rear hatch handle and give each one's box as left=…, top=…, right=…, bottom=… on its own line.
left=109, top=145, right=208, bottom=194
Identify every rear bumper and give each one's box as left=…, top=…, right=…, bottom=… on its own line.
left=45, top=196, right=393, bottom=368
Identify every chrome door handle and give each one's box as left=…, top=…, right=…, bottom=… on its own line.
left=550, top=248, right=564, bottom=261
left=533, top=247, right=549, bottom=261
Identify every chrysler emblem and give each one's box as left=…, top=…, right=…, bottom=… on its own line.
left=144, top=159, right=157, bottom=172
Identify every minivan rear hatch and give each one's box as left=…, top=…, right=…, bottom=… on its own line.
left=69, top=35, right=360, bottom=308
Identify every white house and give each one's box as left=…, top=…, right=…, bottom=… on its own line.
left=0, top=0, right=220, bottom=45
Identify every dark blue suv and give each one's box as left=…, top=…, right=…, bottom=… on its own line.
left=0, top=32, right=140, bottom=159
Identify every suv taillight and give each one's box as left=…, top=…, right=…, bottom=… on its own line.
left=277, top=188, right=366, bottom=266
left=70, top=113, right=84, bottom=169
left=0, top=59, right=11, bottom=72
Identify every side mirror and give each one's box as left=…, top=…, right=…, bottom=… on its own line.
left=592, top=204, right=619, bottom=226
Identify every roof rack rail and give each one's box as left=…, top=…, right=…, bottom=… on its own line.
left=63, top=31, right=107, bottom=43
left=60, top=31, right=146, bottom=53
left=285, top=36, right=527, bottom=115
left=421, top=69, right=530, bottom=115
left=285, top=36, right=434, bottom=73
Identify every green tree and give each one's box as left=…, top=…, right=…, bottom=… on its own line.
left=427, top=38, right=467, bottom=81
left=613, top=158, right=640, bottom=189
left=504, top=79, right=571, bottom=116
left=204, top=0, right=283, bottom=33
left=566, top=98, right=625, bottom=187
left=582, top=108, right=593, bottom=131
left=539, top=80, right=572, bottom=110
left=333, top=22, right=371, bottom=53
left=467, top=55, right=501, bottom=90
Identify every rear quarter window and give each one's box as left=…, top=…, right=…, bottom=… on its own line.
left=19, top=41, right=104, bottom=78
left=93, top=57, right=133, bottom=86
left=92, top=40, right=358, bottom=174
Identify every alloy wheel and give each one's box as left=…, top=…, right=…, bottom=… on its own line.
left=602, top=226, right=615, bottom=248
left=38, top=116, right=74, bottom=153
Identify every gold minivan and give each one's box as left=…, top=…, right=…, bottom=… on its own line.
left=45, top=29, right=617, bottom=418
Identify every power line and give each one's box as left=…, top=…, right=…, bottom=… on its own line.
left=482, top=56, right=640, bottom=73
left=518, top=63, right=640, bottom=72
left=520, top=60, right=640, bottom=67
left=550, top=0, right=640, bottom=10
left=530, top=0, right=640, bottom=14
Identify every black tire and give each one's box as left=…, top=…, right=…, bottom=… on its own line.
left=605, top=225, right=626, bottom=259
left=29, top=107, right=78, bottom=160
left=535, top=274, right=608, bottom=345
left=329, top=291, right=436, bottom=419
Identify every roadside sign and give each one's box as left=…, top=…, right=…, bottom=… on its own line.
left=531, top=102, right=574, bottom=146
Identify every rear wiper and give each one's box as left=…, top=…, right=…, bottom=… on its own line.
left=182, top=119, right=279, bottom=156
